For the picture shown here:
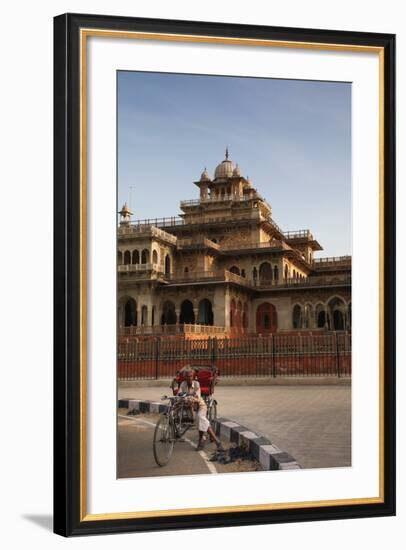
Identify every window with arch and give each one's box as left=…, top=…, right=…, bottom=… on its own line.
left=124, top=250, right=131, bottom=265
left=132, top=249, right=140, bottom=264
left=292, top=304, right=302, bottom=329
left=117, top=250, right=123, bottom=265
left=179, top=300, right=195, bottom=324
left=197, top=299, right=214, bottom=326
left=152, top=249, right=158, bottom=264
left=284, top=264, right=289, bottom=279
left=259, top=262, right=272, bottom=283
left=124, top=298, right=137, bottom=326
left=161, top=301, right=176, bottom=325
left=229, top=265, right=241, bottom=276
left=256, top=302, right=277, bottom=333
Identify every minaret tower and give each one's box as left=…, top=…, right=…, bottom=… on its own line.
left=118, top=202, right=133, bottom=225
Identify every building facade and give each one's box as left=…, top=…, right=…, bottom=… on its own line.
left=117, top=150, right=351, bottom=336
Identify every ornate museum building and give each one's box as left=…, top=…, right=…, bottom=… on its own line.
left=117, top=150, right=351, bottom=336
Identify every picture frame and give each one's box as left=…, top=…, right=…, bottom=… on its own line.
left=53, top=12, right=396, bottom=536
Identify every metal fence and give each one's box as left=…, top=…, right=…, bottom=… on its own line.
left=118, top=333, right=351, bottom=380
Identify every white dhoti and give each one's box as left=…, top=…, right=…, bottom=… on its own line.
left=196, top=404, right=210, bottom=432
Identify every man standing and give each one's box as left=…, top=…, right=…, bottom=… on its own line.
left=178, top=368, right=224, bottom=452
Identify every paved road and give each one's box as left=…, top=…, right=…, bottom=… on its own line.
left=117, top=411, right=260, bottom=478
left=119, top=385, right=351, bottom=469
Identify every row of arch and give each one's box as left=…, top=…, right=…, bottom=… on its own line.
left=292, top=297, right=351, bottom=331
left=230, top=262, right=306, bottom=283
left=118, top=249, right=172, bottom=274
left=123, top=298, right=214, bottom=327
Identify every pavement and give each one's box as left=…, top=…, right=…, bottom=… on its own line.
left=118, top=384, right=352, bottom=469
left=117, top=410, right=262, bottom=478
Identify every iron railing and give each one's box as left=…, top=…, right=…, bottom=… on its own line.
left=117, top=332, right=351, bottom=380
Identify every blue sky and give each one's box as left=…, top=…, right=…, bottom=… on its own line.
left=118, top=71, right=351, bottom=257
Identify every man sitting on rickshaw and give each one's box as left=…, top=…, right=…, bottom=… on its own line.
left=177, top=367, right=224, bottom=452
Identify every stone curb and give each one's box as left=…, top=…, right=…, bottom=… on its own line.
left=118, top=399, right=301, bottom=471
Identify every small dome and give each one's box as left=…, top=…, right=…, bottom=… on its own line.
left=214, top=147, right=235, bottom=179
left=232, top=164, right=241, bottom=177
left=200, top=168, right=210, bottom=182
left=119, top=202, right=133, bottom=215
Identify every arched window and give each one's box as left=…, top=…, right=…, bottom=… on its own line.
left=161, top=301, right=176, bottom=325
left=141, top=305, right=148, bottom=325
left=317, top=309, right=326, bottom=328
left=256, top=303, right=277, bottom=334
left=229, top=265, right=241, bottom=276
left=273, top=265, right=279, bottom=282
left=197, top=299, right=214, bottom=326
left=292, top=304, right=302, bottom=329
left=165, top=254, right=171, bottom=275
left=117, top=251, right=123, bottom=265
left=124, top=250, right=131, bottom=265
left=124, top=298, right=137, bottom=327
left=284, top=264, right=289, bottom=280
left=132, top=250, right=139, bottom=264
left=141, top=249, right=149, bottom=264
left=253, top=267, right=258, bottom=281
left=151, top=306, right=156, bottom=326
left=179, top=300, right=195, bottom=324
left=259, top=262, right=272, bottom=283
left=241, top=269, right=246, bottom=278
left=328, top=297, right=346, bottom=330
left=152, top=249, right=158, bottom=264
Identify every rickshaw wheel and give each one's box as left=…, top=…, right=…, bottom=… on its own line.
left=153, top=414, right=175, bottom=466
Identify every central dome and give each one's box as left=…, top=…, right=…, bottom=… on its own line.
left=214, top=148, right=235, bottom=179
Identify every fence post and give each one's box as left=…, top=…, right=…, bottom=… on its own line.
left=335, top=332, right=341, bottom=378
left=272, top=334, right=276, bottom=378
left=155, top=337, right=160, bottom=380
left=212, top=337, right=218, bottom=368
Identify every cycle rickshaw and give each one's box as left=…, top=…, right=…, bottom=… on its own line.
left=153, top=365, right=219, bottom=466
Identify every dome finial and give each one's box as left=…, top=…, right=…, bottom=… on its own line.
left=225, top=146, right=229, bottom=160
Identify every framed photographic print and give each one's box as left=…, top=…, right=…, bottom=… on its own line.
left=53, top=13, right=396, bottom=536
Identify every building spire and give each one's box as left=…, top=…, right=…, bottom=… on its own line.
left=225, top=146, right=229, bottom=160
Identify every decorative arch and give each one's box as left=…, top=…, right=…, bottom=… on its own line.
left=259, top=262, right=272, bottom=283
left=315, top=303, right=327, bottom=329
left=152, top=249, right=158, bottom=264
left=284, top=264, right=289, bottom=280
left=124, top=250, right=131, bottom=265
left=117, top=250, right=123, bottom=265
left=197, top=299, right=214, bottom=326
left=229, top=265, right=241, bottom=276
left=161, top=301, right=176, bottom=325
left=292, top=304, right=302, bottom=329
left=132, top=249, right=140, bottom=264
left=179, top=300, right=195, bottom=324
left=328, top=296, right=346, bottom=330
left=256, top=302, right=277, bottom=334
left=124, top=298, right=137, bottom=327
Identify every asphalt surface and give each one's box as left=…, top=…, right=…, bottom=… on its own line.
left=118, top=384, right=352, bottom=469
left=117, top=411, right=261, bottom=478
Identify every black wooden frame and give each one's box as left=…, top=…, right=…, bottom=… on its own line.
left=54, top=12, right=396, bottom=536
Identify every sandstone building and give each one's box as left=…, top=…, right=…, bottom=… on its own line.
left=117, top=150, right=351, bottom=336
